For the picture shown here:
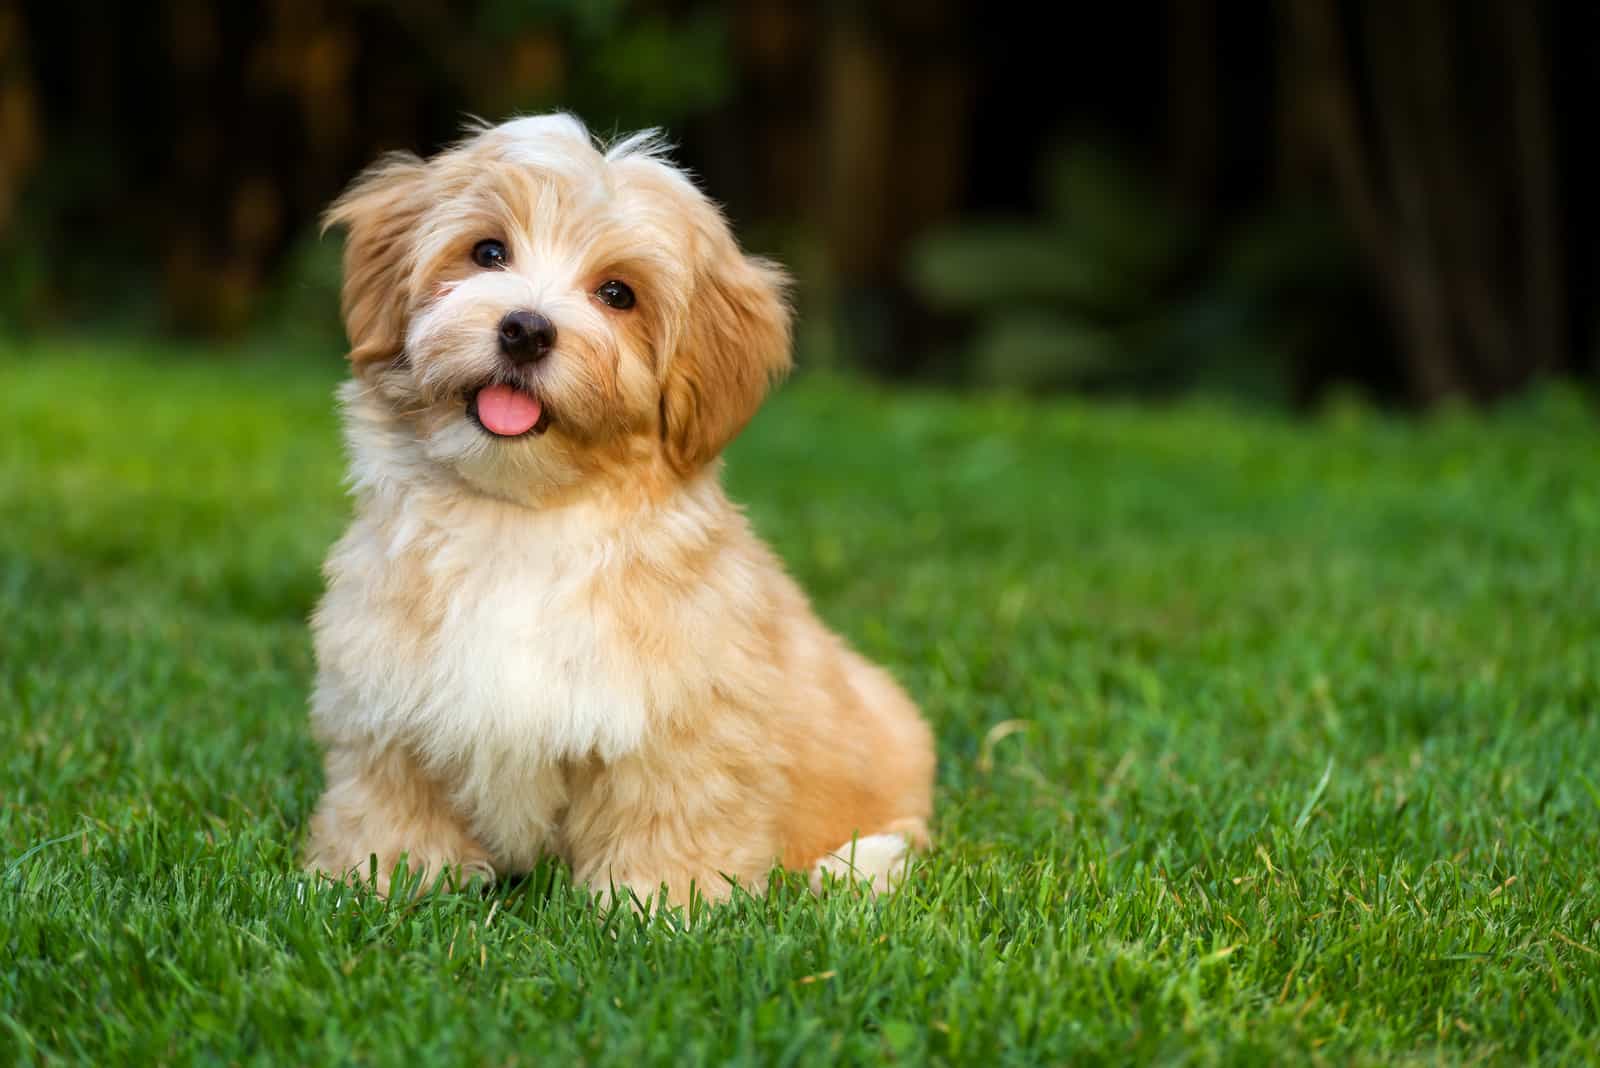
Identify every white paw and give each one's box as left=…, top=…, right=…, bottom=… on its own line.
left=810, top=833, right=912, bottom=894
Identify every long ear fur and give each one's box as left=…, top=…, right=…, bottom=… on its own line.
left=661, top=235, right=792, bottom=473
left=322, top=154, right=429, bottom=370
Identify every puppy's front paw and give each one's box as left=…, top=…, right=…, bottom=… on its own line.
left=306, top=745, right=496, bottom=896
left=309, top=851, right=496, bottom=897
left=581, top=867, right=746, bottom=915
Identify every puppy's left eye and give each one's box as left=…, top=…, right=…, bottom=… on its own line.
left=595, top=280, right=635, bottom=310
left=472, top=239, right=508, bottom=269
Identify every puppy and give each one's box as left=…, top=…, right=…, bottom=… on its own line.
left=303, top=114, right=934, bottom=905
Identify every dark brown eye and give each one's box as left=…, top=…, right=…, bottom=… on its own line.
left=595, top=279, right=635, bottom=310
left=472, top=239, right=507, bottom=269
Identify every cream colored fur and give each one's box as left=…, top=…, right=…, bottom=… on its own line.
left=304, top=114, right=934, bottom=905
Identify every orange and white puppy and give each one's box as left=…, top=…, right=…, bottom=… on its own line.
left=304, top=114, right=934, bottom=905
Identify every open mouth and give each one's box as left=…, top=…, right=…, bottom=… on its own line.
left=467, top=383, right=550, bottom=438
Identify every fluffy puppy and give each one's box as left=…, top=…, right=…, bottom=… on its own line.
left=304, top=114, right=934, bottom=905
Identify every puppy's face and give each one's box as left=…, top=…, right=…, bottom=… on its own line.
left=326, top=115, right=790, bottom=500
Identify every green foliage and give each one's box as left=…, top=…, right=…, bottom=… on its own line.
left=910, top=222, right=1116, bottom=311
left=0, top=232, right=44, bottom=336
left=1039, top=148, right=1187, bottom=284
left=257, top=231, right=349, bottom=353
left=908, top=144, right=1368, bottom=402
left=472, top=0, right=732, bottom=131
left=3, top=346, right=1600, bottom=1063
left=582, top=12, right=731, bottom=130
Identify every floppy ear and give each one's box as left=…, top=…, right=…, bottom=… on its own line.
left=322, top=154, right=429, bottom=371
left=660, top=236, right=792, bottom=473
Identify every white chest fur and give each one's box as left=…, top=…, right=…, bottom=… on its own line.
left=310, top=489, right=665, bottom=866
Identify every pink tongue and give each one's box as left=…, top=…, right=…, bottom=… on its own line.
left=475, top=384, right=542, bottom=436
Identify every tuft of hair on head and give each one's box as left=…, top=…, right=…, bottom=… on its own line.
left=478, top=111, right=591, bottom=147
left=604, top=127, right=675, bottom=165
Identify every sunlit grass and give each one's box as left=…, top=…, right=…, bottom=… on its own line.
left=3, top=342, right=1598, bottom=1063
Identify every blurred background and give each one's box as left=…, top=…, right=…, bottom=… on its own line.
left=0, top=0, right=1595, bottom=409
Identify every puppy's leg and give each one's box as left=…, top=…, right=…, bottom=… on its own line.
left=562, top=748, right=783, bottom=910
left=305, top=744, right=493, bottom=896
left=809, top=819, right=928, bottom=895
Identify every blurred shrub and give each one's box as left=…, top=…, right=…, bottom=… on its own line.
left=471, top=0, right=732, bottom=130
left=0, top=224, right=44, bottom=337
left=256, top=230, right=348, bottom=354
left=907, top=143, right=1375, bottom=404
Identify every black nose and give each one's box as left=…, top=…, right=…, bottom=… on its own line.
left=498, top=310, right=556, bottom=363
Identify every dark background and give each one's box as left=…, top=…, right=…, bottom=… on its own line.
left=2, top=0, right=1594, bottom=409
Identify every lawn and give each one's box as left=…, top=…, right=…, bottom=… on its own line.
left=3, top=341, right=1599, bottom=1065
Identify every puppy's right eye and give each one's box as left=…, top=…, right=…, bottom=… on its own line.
left=471, top=240, right=508, bottom=269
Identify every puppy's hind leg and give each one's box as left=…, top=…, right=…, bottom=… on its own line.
left=304, top=744, right=493, bottom=896
left=809, top=818, right=929, bottom=895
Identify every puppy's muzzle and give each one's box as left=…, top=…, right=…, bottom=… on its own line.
left=498, top=310, right=556, bottom=364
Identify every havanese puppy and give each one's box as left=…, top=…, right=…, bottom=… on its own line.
left=303, top=114, right=934, bottom=905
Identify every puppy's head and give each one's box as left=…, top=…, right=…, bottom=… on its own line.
left=325, top=114, right=790, bottom=499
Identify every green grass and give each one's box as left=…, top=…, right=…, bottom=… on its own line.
left=3, top=341, right=1599, bottom=1065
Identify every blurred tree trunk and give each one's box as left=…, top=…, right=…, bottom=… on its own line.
left=1281, top=0, right=1566, bottom=404
left=1503, top=1, right=1564, bottom=379
left=818, top=1, right=973, bottom=375
left=1168, top=0, right=1218, bottom=211
left=0, top=0, right=38, bottom=239
left=721, top=5, right=822, bottom=227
